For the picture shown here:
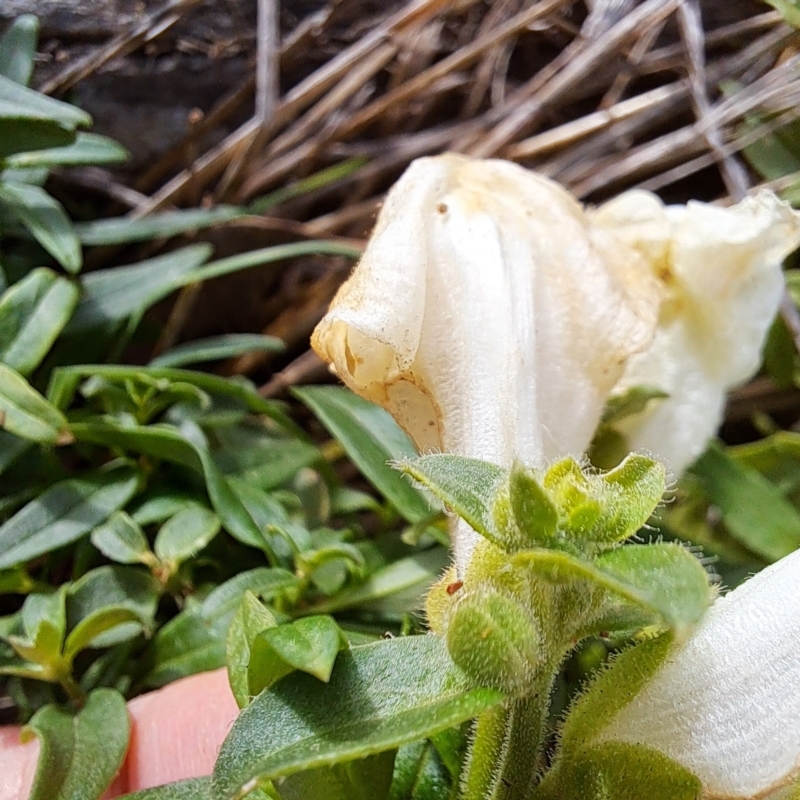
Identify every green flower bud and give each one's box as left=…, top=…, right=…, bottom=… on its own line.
left=445, top=585, right=541, bottom=696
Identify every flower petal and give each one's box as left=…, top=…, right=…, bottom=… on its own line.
left=313, top=154, right=659, bottom=570
left=600, top=547, right=800, bottom=798
left=593, top=191, right=800, bottom=476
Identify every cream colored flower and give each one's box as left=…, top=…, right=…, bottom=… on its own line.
left=593, top=191, right=800, bottom=477
left=312, top=153, right=660, bottom=571
left=600, top=546, right=800, bottom=799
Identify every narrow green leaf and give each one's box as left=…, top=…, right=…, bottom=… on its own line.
left=4, top=133, right=129, bottom=169
left=63, top=244, right=212, bottom=334
left=226, top=592, right=278, bottom=709
left=0, top=73, right=90, bottom=130
left=118, top=777, right=211, bottom=800
left=22, top=688, right=129, bottom=800
left=557, top=634, right=673, bottom=758
left=91, top=511, right=153, bottom=565
left=0, top=182, right=82, bottom=273
left=0, top=118, right=74, bottom=158
left=201, top=568, right=301, bottom=619
left=399, top=454, right=503, bottom=543
left=64, top=607, right=142, bottom=661
left=154, top=506, right=221, bottom=564
left=692, top=443, right=800, bottom=562
left=129, top=488, right=206, bottom=526
left=0, top=267, right=79, bottom=375
left=75, top=207, right=245, bottom=246
left=212, top=636, right=505, bottom=798
left=0, top=467, right=140, bottom=569
left=248, top=615, right=347, bottom=695
left=295, top=386, right=431, bottom=523
left=0, top=14, right=38, bottom=85
left=150, top=334, right=284, bottom=368
left=0, top=363, right=71, bottom=443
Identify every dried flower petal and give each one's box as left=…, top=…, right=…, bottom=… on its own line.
left=593, top=191, right=800, bottom=476
left=312, top=154, right=659, bottom=570
left=600, top=547, right=800, bottom=798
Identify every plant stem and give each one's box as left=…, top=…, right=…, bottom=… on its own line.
left=459, top=672, right=556, bottom=800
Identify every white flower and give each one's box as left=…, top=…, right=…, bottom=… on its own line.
left=312, top=153, right=660, bottom=572
left=600, top=546, right=800, bottom=799
left=592, top=190, right=800, bottom=477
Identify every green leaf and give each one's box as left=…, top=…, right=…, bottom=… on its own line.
left=0, top=73, right=90, bottom=130
left=75, top=207, right=246, bottom=246
left=154, top=506, right=221, bottom=564
left=399, top=454, right=503, bottom=544
left=129, top=488, right=206, bottom=526
left=22, top=688, right=129, bottom=800
left=68, top=419, right=268, bottom=556
left=557, top=634, right=673, bottom=758
left=0, top=14, right=38, bottom=86
left=0, top=118, right=75, bottom=158
left=3, top=133, right=129, bottom=169
left=118, top=777, right=211, bottom=799
left=248, top=615, right=347, bottom=695
left=0, top=466, right=140, bottom=569
left=0, top=428, right=30, bottom=474
left=91, top=511, right=153, bottom=565
left=691, top=443, right=800, bottom=562
left=0, top=363, right=71, bottom=443
left=541, top=741, right=701, bottom=800
left=512, top=543, right=711, bottom=638
left=65, top=565, right=159, bottom=650
left=506, top=463, right=559, bottom=547
left=312, top=549, right=447, bottom=615
left=212, top=635, right=505, bottom=798
left=143, top=568, right=299, bottom=689
left=277, top=751, right=396, bottom=800
left=150, top=334, right=284, bottom=368
left=0, top=267, right=80, bottom=375
left=63, top=244, right=212, bottom=334
left=226, top=591, right=278, bottom=709
left=389, top=741, right=451, bottom=800
left=295, top=386, right=431, bottom=523
left=763, top=0, right=800, bottom=27
left=600, top=386, right=668, bottom=426
left=0, top=182, right=82, bottom=273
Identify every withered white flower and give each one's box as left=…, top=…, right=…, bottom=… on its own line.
left=312, top=153, right=660, bottom=572
left=593, top=190, right=800, bottom=477
left=600, top=546, right=800, bottom=799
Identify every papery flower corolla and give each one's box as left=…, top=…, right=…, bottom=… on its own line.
left=600, top=546, right=800, bottom=799
left=592, top=191, right=800, bottom=476
left=311, top=153, right=660, bottom=572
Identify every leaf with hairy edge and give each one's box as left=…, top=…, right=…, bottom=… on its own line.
left=212, top=635, right=504, bottom=799
left=399, top=455, right=504, bottom=545
left=117, top=777, right=212, bottom=799
left=0, top=467, right=140, bottom=569
left=154, top=507, right=221, bottom=565
left=0, top=268, right=79, bottom=375
left=0, top=363, right=71, bottom=444
left=0, top=182, right=82, bottom=273
left=295, top=386, right=431, bottom=524
left=91, top=512, right=153, bottom=565
left=22, top=688, right=129, bottom=800
left=512, top=543, right=711, bottom=639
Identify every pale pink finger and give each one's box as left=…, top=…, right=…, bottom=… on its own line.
left=0, top=728, right=38, bottom=800
left=0, top=724, right=127, bottom=800
left=125, top=669, right=239, bottom=792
